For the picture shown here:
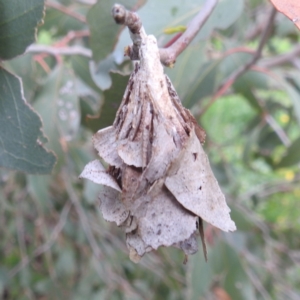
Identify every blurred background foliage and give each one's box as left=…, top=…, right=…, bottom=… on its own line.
left=1, top=0, right=300, bottom=299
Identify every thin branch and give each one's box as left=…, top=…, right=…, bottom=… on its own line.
left=26, top=44, right=92, bottom=58
left=112, top=4, right=146, bottom=61
left=159, top=0, right=218, bottom=66
left=264, top=114, right=290, bottom=146
left=56, top=29, right=90, bottom=46
left=200, top=7, right=277, bottom=115
left=111, top=0, right=218, bottom=66
left=76, top=0, right=96, bottom=4
left=292, top=58, right=300, bottom=70
left=46, top=0, right=87, bottom=23
left=260, top=45, right=300, bottom=68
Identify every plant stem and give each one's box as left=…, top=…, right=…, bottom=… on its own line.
left=111, top=0, right=218, bottom=66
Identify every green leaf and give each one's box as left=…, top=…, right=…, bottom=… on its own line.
left=210, top=240, right=255, bottom=300
left=196, top=0, right=245, bottom=40
left=87, top=0, right=145, bottom=62
left=275, top=75, right=300, bottom=127
left=0, top=67, right=56, bottom=173
left=27, top=175, right=51, bottom=211
left=220, top=52, right=252, bottom=78
left=85, top=72, right=130, bottom=131
left=0, top=0, right=45, bottom=60
left=3, top=54, right=39, bottom=102
left=275, top=136, right=300, bottom=168
left=183, top=60, right=221, bottom=108
left=70, top=55, right=101, bottom=92
left=186, top=249, right=214, bottom=299
left=42, top=3, right=87, bottom=38
left=258, top=126, right=282, bottom=152
left=89, top=55, right=117, bottom=90
left=33, top=65, right=80, bottom=169
left=233, top=71, right=269, bottom=113
left=166, top=43, right=206, bottom=99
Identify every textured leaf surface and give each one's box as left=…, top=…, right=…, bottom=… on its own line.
left=0, top=0, right=45, bottom=60
left=0, top=67, right=55, bottom=173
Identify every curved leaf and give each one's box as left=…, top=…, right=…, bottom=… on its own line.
left=0, top=0, right=45, bottom=60
left=183, top=60, right=221, bottom=108
left=34, top=66, right=80, bottom=169
left=0, top=67, right=56, bottom=173
left=85, top=72, right=130, bottom=131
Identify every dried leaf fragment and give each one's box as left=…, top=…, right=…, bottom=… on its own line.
left=165, top=129, right=236, bottom=232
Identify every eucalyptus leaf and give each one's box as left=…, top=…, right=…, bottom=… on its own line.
left=42, top=3, right=87, bottom=38
left=71, top=55, right=101, bottom=92
left=210, top=240, right=256, bottom=300
left=0, top=67, right=56, bottom=174
left=0, top=0, right=45, bottom=60
left=183, top=60, right=221, bottom=108
left=166, top=42, right=206, bottom=98
left=88, top=72, right=130, bottom=130
left=34, top=66, right=80, bottom=169
left=89, top=55, right=117, bottom=90
left=186, top=248, right=214, bottom=299
left=195, top=0, right=244, bottom=41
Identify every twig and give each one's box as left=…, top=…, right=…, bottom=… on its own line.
left=260, top=45, right=300, bottom=68
left=112, top=4, right=146, bottom=61
left=292, top=58, right=300, bottom=70
left=46, top=0, right=87, bottom=23
left=56, top=29, right=90, bottom=46
left=159, top=0, right=218, bottom=66
left=264, top=114, right=290, bottom=146
left=76, top=0, right=96, bottom=4
left=111, top=0, right=217, bottom=66
left=26, top=44, right=92, bottom=58
left=9, top=201, right=72, bottom=278
left=200, top=7, right=277, bottom=115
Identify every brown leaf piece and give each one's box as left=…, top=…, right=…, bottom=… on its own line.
left=270, top=0, right=300, bottom=31
left=80, top=34, right=236, bottom=262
